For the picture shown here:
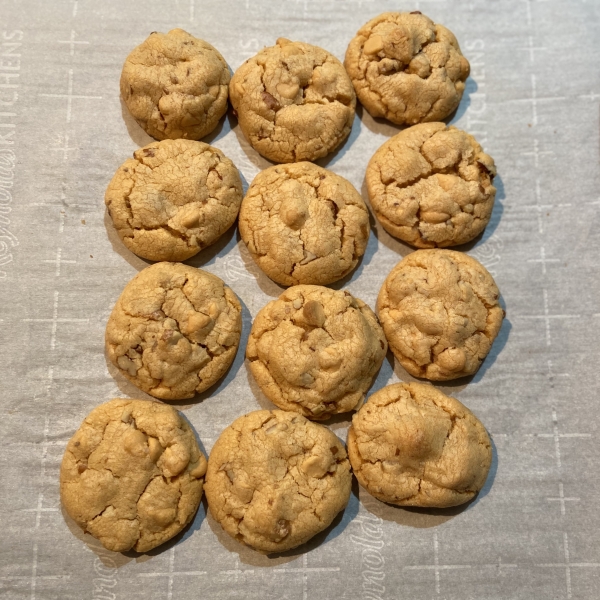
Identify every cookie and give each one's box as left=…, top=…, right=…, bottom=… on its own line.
left=344, top=12, right=470, bottom=125
left=120, top=29, right=230, bottom=140
left=247, top=285, right=387, bottom=420
left=239, top=162, right=369, bottom=286
left=366, top=123, right=496, bottom=248
left=377, top=250, right=504, bottom=380
left=105, top=140, right=243, bottom=262
left=230, top=37, right=356, bottom=163
left=205, top=410, right=351, bottom=553
left=60, top=398, right=207, bottom=552
left=347, top=382, right=492, bottom=507
left=105, top=262, right=242, bottom=399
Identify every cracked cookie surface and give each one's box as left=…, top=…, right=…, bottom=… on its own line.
left=60, top=398, right=207, bottom=552
left=344, top=12, right=470, bottom=125
left=239, top=162, right=369, bottom=286
left=348, top=382, right=491, bottom=507
left=377, top=250, right=504, bottom=380
left=105, top=140, right=243, bottom=262
left=105, top=262, right=242, bottom=399
left=366, top=123, right=496, bottom=248
left=247, top=285, right=387, bottom=420
left=120, top=29, right=230, bottom=140
left=230, top=37, right=356, bottom=163
left=205, top=410, right=351, bottom=553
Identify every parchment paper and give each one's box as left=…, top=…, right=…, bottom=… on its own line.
left=1, top=0, right=599, bottom=598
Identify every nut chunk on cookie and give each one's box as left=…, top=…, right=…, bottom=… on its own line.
left=105, top=140, right=243, bottom=262
left=348, top=383, right=492, bottom=507
left=367, top=123, right=496, bottom=248
left=239, top=162, right=370, bottom=286
left=247, top=285, right=387, bottom=420
left=230, top=38, right=356, bottom=163
left=60, top=398, right=208, bottom=552
left=205, top=410, right=351, bottom=553
left=377, top=250, right=505, bottom=380
left=120, top=29, right=230, bottom=140
left=345, top=12, right=470, bottom=125
left=105, top=262, right=242, bottom=400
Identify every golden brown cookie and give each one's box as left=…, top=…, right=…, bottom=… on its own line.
left=247, top=285, right=387, bottom=420
left=348, top=382, right=491, bottom=507
left=205, top=410, right=351, bottom=553
left=105, top=140, right=243, bottom=262
left=105, top=262, right=242, bottom=399
left=60, top=398, right=207, bottom=552
left=120, top=29, right=230, bottom=140
left=366, top=123, right=496, bottom=248
left=345, top=12, right=470, bottom=125
left=239, top=162, right=369, bottom=286
left=230, top=38, right=356, bottom=163
left=377, top=250, right=504, bottom=380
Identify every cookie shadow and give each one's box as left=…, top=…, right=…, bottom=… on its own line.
left=360, top=178, right=415, bottom=260
left=245, top=357, right=353, bottom=433
left=120, top=97, right=155, bottom=148
left=121, top=503, right=207, bottom=562
left=120, top=96, right=231, bottom=148
left=182, top=222, right=238, bottom=269
left=445, top=76, right=475, bottom=127
left=315, top=108, right=363, bottom=169
left=235, top=230, right=286, bottom=298
left=469, top=313, right=511, bottom=385
left=354, top=102, right=404, bottom=138
left=244, top=357, right=279, bottom=413
left=104, top=351, right=156, bottom=401
left=103, top=210, right=152, bottom=272
left=386, top=351, right=471, bottom=396
left=445, top=173, right=506, bottom=254
left=357, top=438, right=498, bottom=530
left=104, top=208, right=240, bottom=273
left=62, top=503, right=204, bottom=566
left=60, top=506, right=135, bottom=568
left=204, top=477, right=360, bottom=567
left=385, top=311, right=511, bottom=396
left=226, top=110, right=276, bottom=175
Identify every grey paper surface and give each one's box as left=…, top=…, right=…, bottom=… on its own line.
left=1, top=0, right=599, bottom=598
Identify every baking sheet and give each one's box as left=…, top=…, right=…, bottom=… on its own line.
left=1, top=0, right=599, bottom=598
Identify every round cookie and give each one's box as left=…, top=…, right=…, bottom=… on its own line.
left=230, top=37, right=356, bottom=163
left=105, top=140, right=243, bottom=262
left=347, top=382, right=492, bottom=507
left=105, top=262, right=242, bottom=399
left=377, top=249, right=505, bottom=380
left=205, top=410, right=351, bottom=553
left=60, top=398, right=208, bottom=552
left=366, top=123, right=496, bottom=248
left=344, top=12, right=470, bottom=125
left=239, top=162, right=370, bottom=286
left=247, top=285, right=387, bottom=420
left=120, top=29, right=230, bottom=140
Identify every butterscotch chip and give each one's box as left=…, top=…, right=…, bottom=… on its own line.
left=230, top=38, right=356, bottom=163
left=344, top=12, right=470, bottom=125
left=120, top=29, right=230, bottom=140
left=105, top=262, right=242, bottom=399
left=366, top=123, right=496, bottom=248
left=60, top=398, right=207, bottom=552
left=348, top=382, right=491, bottom=507
left=105, top=140, right=243, bottom=261
left=377, top=250, right=504, bottom=380
left=239, top=162, right=370, bottom=286
left=205, top=410, right=351, bottom=553
left=247, top=285, right=387, bottom=420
